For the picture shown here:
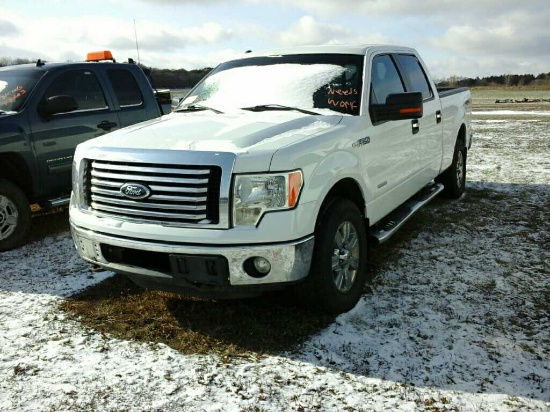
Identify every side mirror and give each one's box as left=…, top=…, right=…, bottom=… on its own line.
left=38, top=95, right=78, bottom=117
left=370, top=92, right=423, bottom=123
left=170, top=97, right=183, bottom=112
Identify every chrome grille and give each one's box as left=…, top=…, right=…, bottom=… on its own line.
left=86, top=160, right=221, bottom=225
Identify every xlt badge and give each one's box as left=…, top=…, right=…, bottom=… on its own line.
left=352, top=137, right=370, bottom=148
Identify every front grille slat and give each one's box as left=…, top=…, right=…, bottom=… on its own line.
left=91, top=195, right=206, bottom=211
left=91, top=178, right=209, bottom=193
left=85, top=160, right=221, bottom=226
left=91, top=161, right=211, bottom=176
left=91, top=202, right=208, bottom=220
left=91, top=170, right=209, bottom=185
left=91, top=187, right=207, bottom=203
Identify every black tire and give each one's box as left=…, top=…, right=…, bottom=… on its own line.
left=297, top=198, right=368, bottom=314
left=436, top=139, right=466, bottom=199
left=0, top=179, right=31, bottom=252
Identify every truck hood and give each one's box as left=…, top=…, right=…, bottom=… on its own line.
left=79, top=111, right=342, bottom=154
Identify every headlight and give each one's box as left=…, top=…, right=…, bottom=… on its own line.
left=71, top=158, right=89, bottom=209
left=71, top=160, right=80, bottom=207
left=233, top=170, right=303, bottom=226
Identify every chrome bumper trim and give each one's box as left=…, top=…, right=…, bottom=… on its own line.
left=70, top=222, right=314, bottom=286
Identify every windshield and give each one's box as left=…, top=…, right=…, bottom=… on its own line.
left=179, top=54, right=364, bottom=116
left=0, top=67, right=44, bottom=112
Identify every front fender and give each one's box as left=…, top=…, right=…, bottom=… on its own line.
left=270, top=126, right=370, bottom=234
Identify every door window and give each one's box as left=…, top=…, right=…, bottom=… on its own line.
left=370, top=55, right=405, bottom=105
left=43, top=70, right=107, bottom=111
left=396, top=54, right=433, bottom=100
left=107, top=69, right=143, bottom=107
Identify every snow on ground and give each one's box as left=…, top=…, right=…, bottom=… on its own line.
left=1, top=111, right=549, bottom=411
left=473, top=110, right=550, bottom=116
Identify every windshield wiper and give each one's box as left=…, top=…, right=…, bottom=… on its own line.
left=241, top=104, right=319, bottom=116
left=174, top=104, right=224, bottom=114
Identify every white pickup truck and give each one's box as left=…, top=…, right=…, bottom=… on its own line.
left=70, top=45, right=472, bottom=313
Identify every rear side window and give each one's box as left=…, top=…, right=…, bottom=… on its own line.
left=396, top=54, right=433, bottom=100
left=44, top=70, right=107, bottom=111
left=370, top=55, right=405, bottom=105
left=107, top=69, right=143, bottom=107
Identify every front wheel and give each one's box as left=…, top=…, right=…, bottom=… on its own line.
left=437, top=139, right=466, bottom=199
left=0, top=179, right=31, bottom=252
left=297, top=198, right=368, bottom=314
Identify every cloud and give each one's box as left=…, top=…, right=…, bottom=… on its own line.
left=143, top=48, right=246, bottom=70
left=0, top=20, right=20, bottom=37
left=1, top=0, right=548, bottom=77
left=431, top=9, right=550, bottom=58
left=272, top=0, right=547, bottom=19
left=136, top=0, right=225, bottom=3
left=278, top=16, right=392, bottom=47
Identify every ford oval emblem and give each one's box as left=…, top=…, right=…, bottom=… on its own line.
left=120, top=183, right=151, bottom=200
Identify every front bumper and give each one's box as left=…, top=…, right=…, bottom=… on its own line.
left=70, top=222, right=314, bottom=296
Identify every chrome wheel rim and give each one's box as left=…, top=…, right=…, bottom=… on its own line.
left=331, top=221, right=360, bottom=293
left=0, top=195, right=18, bottom=241
left=456, top=150, right=464, bottom=188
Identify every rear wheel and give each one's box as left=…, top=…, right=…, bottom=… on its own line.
left=437, top=139, right=466, bottom=199
left=297, top=198, right=368, bottom=314
left=0, top=179, right=31, bottom=252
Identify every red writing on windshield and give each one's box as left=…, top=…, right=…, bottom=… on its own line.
left=328, top=87, right=358, bottom=96
left=326, top=87, right=359, bottom=112
left=0, top=86, right=26, bottom=108
left=328, top=99, right=358, bottom=111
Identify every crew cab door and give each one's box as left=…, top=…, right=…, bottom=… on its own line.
left=362, top=54, right=417, bottom=213
left=105, top=68, right=158, bottom=127
left=394, top=53, right=443, bottom=181
left=27, top=68, right=120, bottom=196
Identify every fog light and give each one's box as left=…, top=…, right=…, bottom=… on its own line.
left=253, top=257, right=271, bottom=274
left=243, top=256, right=272, bottom=278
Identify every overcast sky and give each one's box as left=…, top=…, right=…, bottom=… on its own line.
left=0, top=0, right=548, bottom=79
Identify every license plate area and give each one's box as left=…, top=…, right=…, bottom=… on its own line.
left=169, top=254, right=229, bottom=286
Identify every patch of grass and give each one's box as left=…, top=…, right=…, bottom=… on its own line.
left=61, top=275, right=333, bottom=356
left=29, top=208, right=69, bottom=242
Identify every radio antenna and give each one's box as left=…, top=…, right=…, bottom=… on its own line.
left=134, top=19, right=141, bottom=64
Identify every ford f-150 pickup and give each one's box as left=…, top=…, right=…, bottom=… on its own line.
left=69, top=45, right=472, bottom=313
left=0, top=51, right=162, bottom=251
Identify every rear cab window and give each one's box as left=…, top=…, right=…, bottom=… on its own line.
left=107, top=69, right=143, bottom=108
left=395, top=54, right=433, bottom=100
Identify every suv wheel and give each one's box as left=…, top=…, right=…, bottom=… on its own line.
left=0, top=179, right=31, bottom=251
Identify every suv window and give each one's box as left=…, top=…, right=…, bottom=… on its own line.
left=107, top=69, right=143, bottom=107
left=44, top=70, right=107, bottom=111
left=370, top=55, right=405, bottom=105
left=396, top=54, right=433, bottom=100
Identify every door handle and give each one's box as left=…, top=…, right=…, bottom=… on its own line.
left=436, top=110, right=442, bottom=124
left=411, top=119, right=420, bottom=135
left=97, top=120, right=118, bottom=131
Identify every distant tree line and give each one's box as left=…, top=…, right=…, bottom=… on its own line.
left=0, top=57, right=211, bottom=89
left=2, top=56, right=549, bottom=89
left=144, top=66, right=212, bottom=89
left=0, top=57, right=34, bottom=66
left=437, top=73, right=550, bottom=88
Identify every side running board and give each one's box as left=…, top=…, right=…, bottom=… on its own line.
left=43, top=195, right=70, bottom=209
left=370, top=182, right=444, bottom=244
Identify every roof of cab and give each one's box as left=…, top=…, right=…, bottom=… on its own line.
left=240, top=44, right=417, bottom=58
left=0, top=60, right=127, bottom=73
